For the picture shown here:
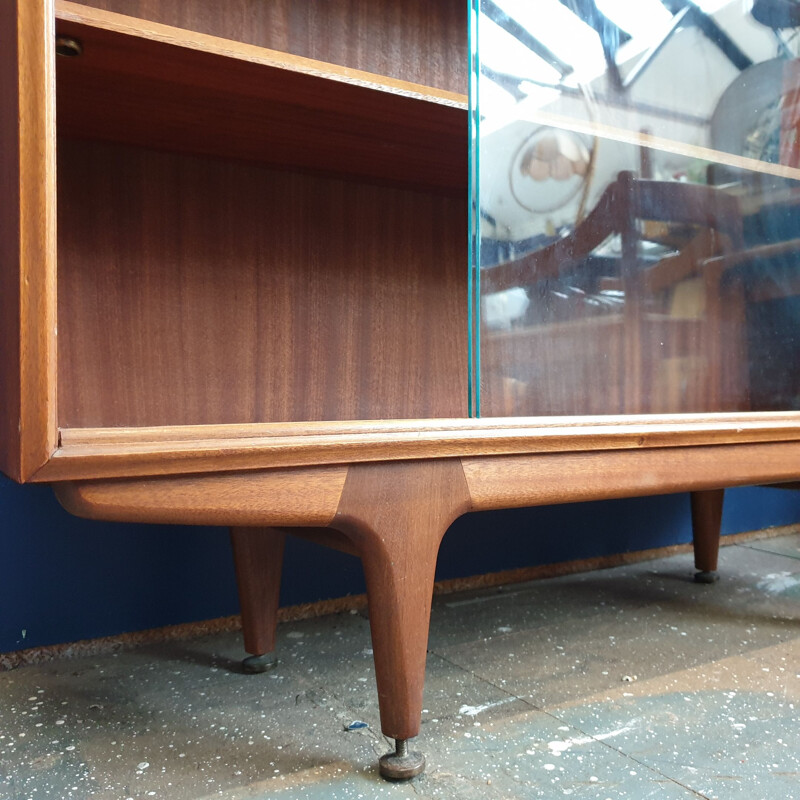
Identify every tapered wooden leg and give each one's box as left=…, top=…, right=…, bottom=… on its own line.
left=229, top=527, right=286, bottom=673
left=690, top=489, right=724, bottom=583
left=333, top=459, right=472, bottom=780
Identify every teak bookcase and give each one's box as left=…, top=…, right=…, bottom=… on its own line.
left=3, top=0, right=800, bottom=780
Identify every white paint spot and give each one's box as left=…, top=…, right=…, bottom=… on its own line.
left=137, top=762, right=149, bottom=770
left=547, top=722, right=638, bottom=756
left=286, top=632, right=304, bottom=639
left=757, top=572, right=800, bottom=594
left=458, top=697, right=515, bottom=716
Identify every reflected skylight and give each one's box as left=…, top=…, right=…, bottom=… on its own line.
left=492, top=0, right=606, bottom=82
left=693, top=0, right=733, bottom=12
left=478, top=73, right=517, bottom=120
left=479, top=0, right=753, bottom=124
left=595, top=0, right=673, bottom=45
left=480, top=14, right=563, bottom=85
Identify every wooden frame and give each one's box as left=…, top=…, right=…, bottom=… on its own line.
left=2, top=0, right=800, bottom=780
left=0, top=0, right=58, bottom=483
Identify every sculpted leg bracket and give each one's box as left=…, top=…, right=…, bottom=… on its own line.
left=332, top=459, right=472, bottom=778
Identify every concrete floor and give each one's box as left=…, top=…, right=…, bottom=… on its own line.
left=1, top=533, right=799, bottom=800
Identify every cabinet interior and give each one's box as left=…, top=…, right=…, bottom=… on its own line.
left=54, top=0, right=469, bottom=430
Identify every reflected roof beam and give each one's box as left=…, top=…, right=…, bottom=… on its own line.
left=659, top=0, right=754, bottom=70
left=481, top=64, right=529, bottom=101
left=687, top=3, right=753, bottom=70
left=481, top=65, right=708, bottom=125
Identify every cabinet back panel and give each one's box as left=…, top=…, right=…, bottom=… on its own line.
left=57, top=139, right=468, bottom=428
left=76, top=0, right=467, bottom=94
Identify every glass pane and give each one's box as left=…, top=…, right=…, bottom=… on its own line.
left=471, top=0, right=800, bottom=417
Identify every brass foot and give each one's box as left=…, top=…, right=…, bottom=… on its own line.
left=694, top=570, right=719, bottom=584
left=241, top=653, right=278, bottom=674
left=379, top=738, right=425, bottom=780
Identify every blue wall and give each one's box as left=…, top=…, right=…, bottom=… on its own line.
left=2, top=473, right=799, bottom=653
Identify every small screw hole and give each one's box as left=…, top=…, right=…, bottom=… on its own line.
left=56, top=36, right=83, bottom=57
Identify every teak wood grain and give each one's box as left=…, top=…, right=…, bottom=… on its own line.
left=230, top=527, right=286, bottom=658
left=56, top=139, right=468, bottom=430
left=55, top=2, right=467, bottom=190
left=463, top=442, right=800, bottom=510
left=0, top=0, right=57, bottom=482
left=54, top=466, right=348, bottom=527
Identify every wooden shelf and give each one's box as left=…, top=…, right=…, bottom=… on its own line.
left=55, top=1, right=468, bottom=190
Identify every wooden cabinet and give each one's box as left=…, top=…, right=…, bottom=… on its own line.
left=2, top=0, right=800, bottom=780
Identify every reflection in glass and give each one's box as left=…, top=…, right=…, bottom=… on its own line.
left=472, top=0, right=800, bottom=417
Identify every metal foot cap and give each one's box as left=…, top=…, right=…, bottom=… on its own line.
left=242, top=653, right=278, bottom=674
left=694, top=570, right=719, bottom=584
left=379, top=746, right=425, bottom=780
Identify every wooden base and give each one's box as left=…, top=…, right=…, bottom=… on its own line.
left=229, top=475, right=730, bottom=751
left=56, top=442, right=800, bottom=778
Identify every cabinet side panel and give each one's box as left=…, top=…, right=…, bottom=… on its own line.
left=57, top=140, right=468, bottom=428
left=0, top=1, right=57, bottom=482
left=0, top=3, right=22, bottom=479
left=76, top=0, right=467, bottom=94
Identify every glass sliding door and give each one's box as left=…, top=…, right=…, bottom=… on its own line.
left=470, top=0, right=800, bottom=417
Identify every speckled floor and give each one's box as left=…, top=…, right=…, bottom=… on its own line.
left=1, top=533, right=799, bottom=800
